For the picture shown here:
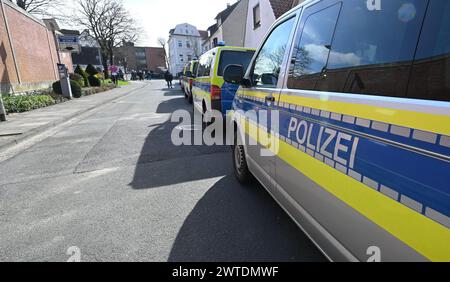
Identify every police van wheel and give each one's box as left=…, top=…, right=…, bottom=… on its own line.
left=233, top=134, right=252, bottom=185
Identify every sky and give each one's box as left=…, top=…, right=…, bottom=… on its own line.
left=122, top=0, right=239, bottom=47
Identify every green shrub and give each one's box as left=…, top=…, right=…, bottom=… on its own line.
left=52, top=80, right=62, bottom=95
left=3, top=95, right=56, bottom=113
left=88, top=75, right=101, bottom=87
left=85, top=64, right=99, bottom=76
left=74, top=65, right=89, bottom=87
left=70, top=80, right=83, bottom=98
left=52, top=80, right=83, bottom=98
left=69, top=73, right=84, bottom=87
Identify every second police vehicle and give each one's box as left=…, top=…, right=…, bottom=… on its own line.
left=192, top=45, right=255, bottom=119
left=181, top=60, right=199, bottom=104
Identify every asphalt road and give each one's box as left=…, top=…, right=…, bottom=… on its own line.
left=0, top=81, right=326, bottom=262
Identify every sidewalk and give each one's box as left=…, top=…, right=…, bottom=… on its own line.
left=0, top=82, right=147, bottom=152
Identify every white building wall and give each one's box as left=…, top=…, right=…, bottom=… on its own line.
left=244, top=0, right=277, bottom=48
left=222, top=0, right=249, bottom=47
left=168, top=23, right=203, bottom=74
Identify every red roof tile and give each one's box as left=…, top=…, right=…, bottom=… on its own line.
left=269, top=0, right=295, bottom=19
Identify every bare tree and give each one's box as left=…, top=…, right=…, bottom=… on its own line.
left=74, top=0, right=139, bottom=77
left=157, top=37, right=169, bottom=71
left=14, top=0, right=64, bottom=18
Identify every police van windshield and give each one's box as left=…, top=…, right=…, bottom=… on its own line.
left=217, top=50, right=255, bottom=77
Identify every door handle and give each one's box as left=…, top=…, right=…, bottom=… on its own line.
left=265, top=96, right=276, bottom=103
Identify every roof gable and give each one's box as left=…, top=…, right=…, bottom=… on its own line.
left=269, top=0, right=295, bottom=19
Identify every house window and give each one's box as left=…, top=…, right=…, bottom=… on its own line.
left=253, top=4, right=261, bottom=29
left=187, top=55, right=192, bottom=61
left=186, top=41, right=191, bottom=48
left=178, top=41, right=182, bottom=48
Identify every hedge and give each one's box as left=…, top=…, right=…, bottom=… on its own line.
left=86, top=64, right=99, bottom=76
left=3, top=95, right=56, bottom=113
left=88, top=75, right=101, bottom=87
left=52, top=80, right=83, bottom=98
left=74, top=65, right=89, bottom=87
left=69, top=73, right=84, bottom=88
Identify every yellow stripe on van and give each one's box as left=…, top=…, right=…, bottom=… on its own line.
left=279, top=94, right=450, bottom=136
left=240, top=116, right=450, bottom=262
left=240, top=90, right=450, bottom=136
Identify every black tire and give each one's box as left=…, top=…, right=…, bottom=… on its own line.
left=232, top=131, right=253, bottom=185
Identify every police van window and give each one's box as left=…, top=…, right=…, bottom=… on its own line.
left=408, top=0, right=450, bottom=102
left=192, top=62, right=199, bottom=76
left=217, top=50, right=255, bottom=77
left=315, top=0, right=427, bottom=98
left=197, top=53, right=212, bottom=77
left=287, top=3, right=341, bottom=90
left=252, top=17, right=296, bottom=88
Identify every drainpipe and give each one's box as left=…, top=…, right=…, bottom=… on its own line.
left=1, top=0, right=22, bottom=85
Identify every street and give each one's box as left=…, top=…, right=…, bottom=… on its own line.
left=0, top=81, right=325, bottom=262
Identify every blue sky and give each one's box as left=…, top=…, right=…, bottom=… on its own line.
left=123, top=0, right=238, bottom=46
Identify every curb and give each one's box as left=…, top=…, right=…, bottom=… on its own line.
left=0, top=83, right=148, bottom=153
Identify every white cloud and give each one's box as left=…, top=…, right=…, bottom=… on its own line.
left=304, top=44, right=361, bottom=67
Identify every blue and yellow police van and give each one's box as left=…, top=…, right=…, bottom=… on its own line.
left=225, top=0, right=450, bottom=262
left=192, top=45, right=255, bottom=120
left=181, top=60, right=198, bottom=104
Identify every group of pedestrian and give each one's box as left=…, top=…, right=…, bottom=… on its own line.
left=131, top=70, right=153, bottom=81
left=126, top=68, right=174, bottom=89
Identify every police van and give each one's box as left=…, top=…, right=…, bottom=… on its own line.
left=192, top=46, right=255, bottom=120
left=225, top=0, right=450, bottom=262
left=182, top=60, right=198, bottom=104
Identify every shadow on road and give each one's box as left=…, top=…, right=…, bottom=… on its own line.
left=164, top=87, right=184, bottom=97
left=130, top=89, right=229, bottom=190
left=131, top=87, right=326, bottom=262
left=168, top=175, right=326, bottom=262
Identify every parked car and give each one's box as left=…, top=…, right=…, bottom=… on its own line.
left=181, top=60, right=199, bottom=104
left=225, top=0, right=450, bottom=262
left=192, top=46, right=255, bottom=121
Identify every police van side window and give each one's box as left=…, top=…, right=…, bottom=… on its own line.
left=287, top=3, right=341, bottom=90
left=408, top=0, right=450, bottom=102
left=192, top=62, right=199, bottom=77
left=315, top=0, right=428, bottom=98
left=251, top=17, right=296, bottom=88
left=197, top=53, right=212, bottom=77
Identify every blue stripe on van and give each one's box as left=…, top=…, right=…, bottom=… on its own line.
left=234, top=96, right=450, bottom=221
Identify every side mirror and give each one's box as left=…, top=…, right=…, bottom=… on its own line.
left=223, top=64, right=244, bottom=84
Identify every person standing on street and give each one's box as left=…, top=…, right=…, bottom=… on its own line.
left=164, top=71, right=174, bottom=89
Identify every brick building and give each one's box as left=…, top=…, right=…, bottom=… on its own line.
left=118, top=43, right=167, bottom=76
left=0, top=0, right=73, bottom=95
